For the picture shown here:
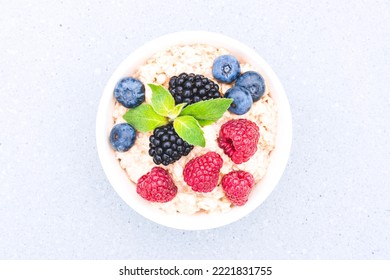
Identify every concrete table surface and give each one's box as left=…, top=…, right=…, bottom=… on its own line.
left=0, top=0, right=389, bottom=259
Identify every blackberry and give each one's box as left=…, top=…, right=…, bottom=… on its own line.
left=148, top=124, right=194, bottom=166
left=168, top=73, right=221, bottom=105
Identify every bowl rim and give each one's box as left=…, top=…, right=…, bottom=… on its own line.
left=96, top=31, right=292, bottom=230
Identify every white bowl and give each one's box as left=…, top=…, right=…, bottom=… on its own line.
left=96, top=31, right=292, bottom=230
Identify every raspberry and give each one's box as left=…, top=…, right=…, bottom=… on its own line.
left=136, top=167, right=177, bottom=202
left=218, top=119, right=260, bottom=164
left=183, top=152, right=223, bottom=192
left=221, top=171, right=255, bottom=206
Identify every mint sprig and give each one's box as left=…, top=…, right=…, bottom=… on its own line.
left=174, top=116, right=205, bottom=147
left=168, top=103, right=186, bottom=120
left=180, top=98, right=233, bottom=125
left=196, top=119, right=216, bottom=127
left=149, top=84, right=175, bottom=117
left=122, top=84, right=233, bottom=147
left=123, top=104, right=168, bottom=132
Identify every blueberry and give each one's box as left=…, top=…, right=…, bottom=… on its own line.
left=212, top=55, right=241, bottom=83
left=235, top=71, right=265, bottom=102
left=224, top=86, right=253, bottom=115
left=109, top=123, right=136, bottom=152
left=114, top=77, right=145, bottom=108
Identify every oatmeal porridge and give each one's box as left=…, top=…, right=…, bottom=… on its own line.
left=111, top=44, right=277, bottom=215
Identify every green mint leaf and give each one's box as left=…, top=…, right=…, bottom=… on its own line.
left=123, top=104, right=168, bottom=132
left=197, top=119, right=216, bottom=127
left=180, top=98, right=233, bottom=121
left=149, top=84, right=175, bottom=117
left=173, top=116, right=205, bottom=147
left=168, top=103, right=186, bottom=120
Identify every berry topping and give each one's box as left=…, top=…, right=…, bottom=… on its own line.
left=149, top=124, right=194, bottom=166
left=168, top=73, right=221, bottom=105
left=235, top=71, right=265, bottom=102
left=114, top=77, right=145, bottom=108
left=136, top=167, right=177, bottom=203
left=109, top=123, right=136, bottom=152
left=218, top=119, right=260, bottom=164
left=224, top=86, right=253, bottom=115
left=222, top=171, right=255, bottom=206
left=183, top=152, right=223, bottom=193
left=212, top=55, right=241, bottom=83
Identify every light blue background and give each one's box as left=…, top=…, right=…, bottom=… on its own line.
left=0, top=0, right=389, bottom=259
